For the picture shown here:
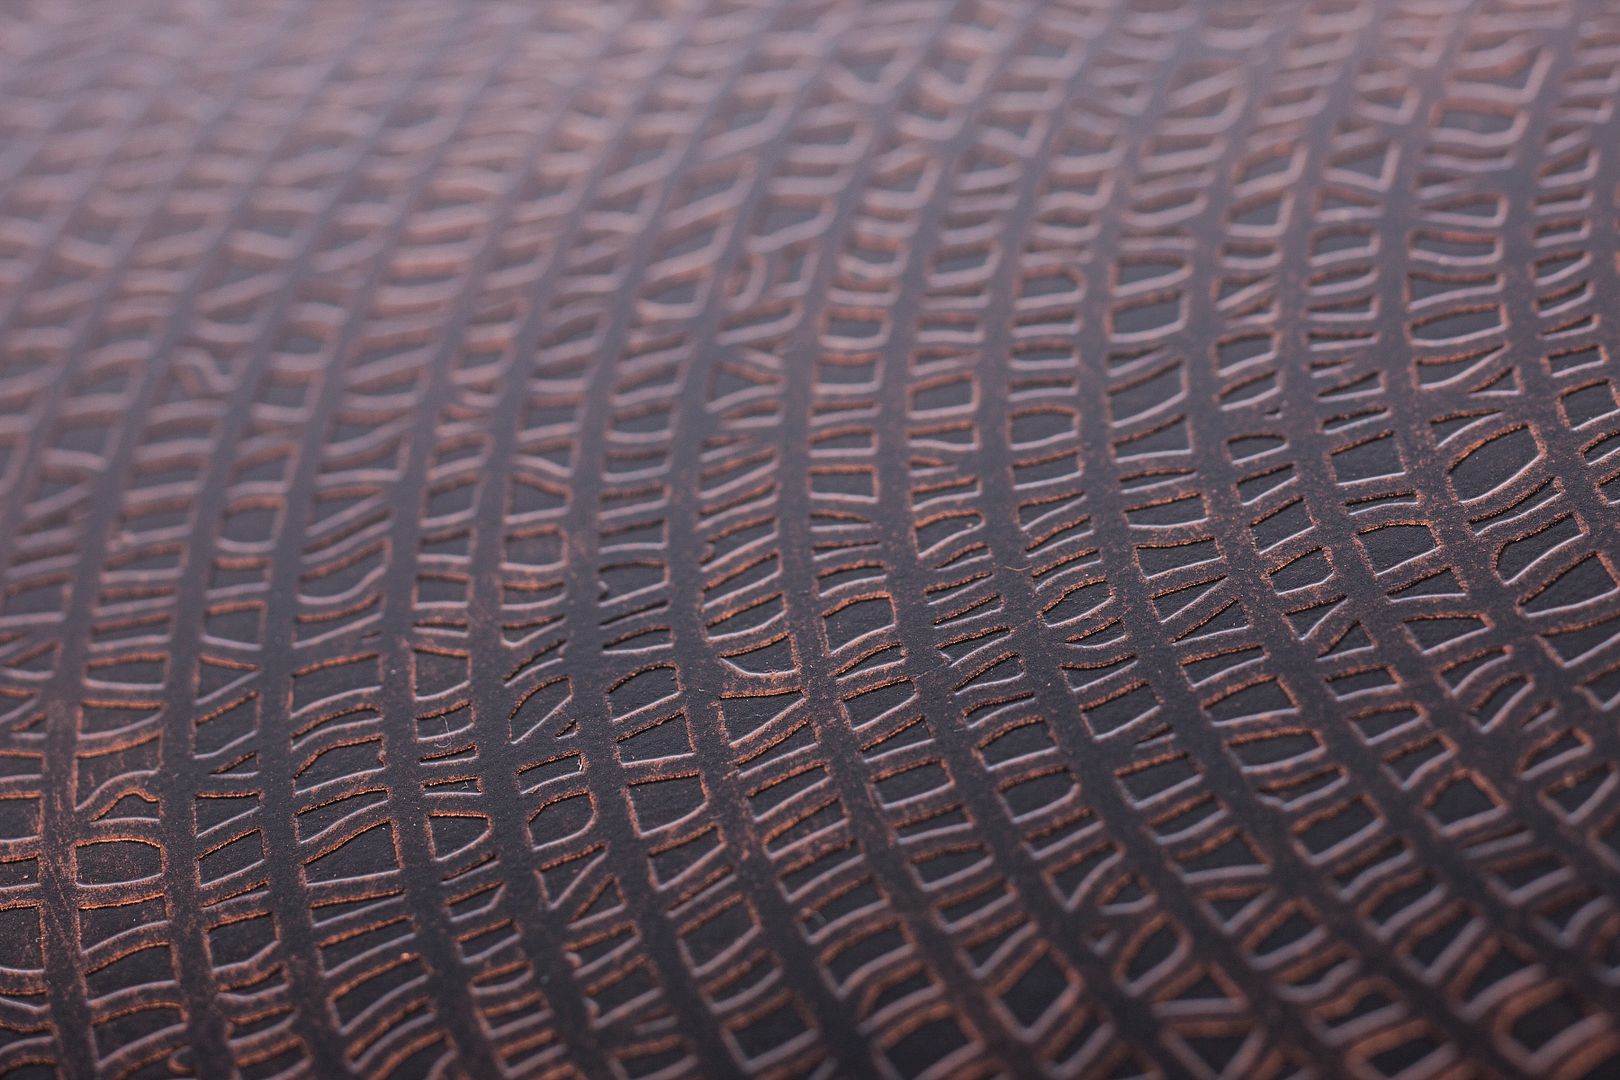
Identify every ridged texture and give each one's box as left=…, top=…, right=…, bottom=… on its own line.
left=1, top=1, right=1620, bottom=1077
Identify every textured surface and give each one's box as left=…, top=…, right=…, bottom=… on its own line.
left=2, top=0, right=1620, bottom=1077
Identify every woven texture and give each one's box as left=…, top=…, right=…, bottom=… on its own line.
left=2, top=1, right=1620, bottom=1077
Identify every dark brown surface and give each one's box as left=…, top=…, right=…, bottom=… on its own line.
left=2, top=1, right=1620, bottom=1077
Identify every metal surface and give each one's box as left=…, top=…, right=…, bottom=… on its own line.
left=2, top=1, right=1620, bottom=1076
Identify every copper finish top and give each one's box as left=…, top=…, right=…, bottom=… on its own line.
left=2, top=2, right=1619, bottom=1077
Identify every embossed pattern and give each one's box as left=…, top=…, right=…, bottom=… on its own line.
left=2, top=1, right=1620, bottom=1077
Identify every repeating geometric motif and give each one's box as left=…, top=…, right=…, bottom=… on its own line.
left=1, top=0, right=1619, bottom=1077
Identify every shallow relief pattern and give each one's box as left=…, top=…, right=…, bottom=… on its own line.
left=1, top=0, right=1620, bottom=1077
